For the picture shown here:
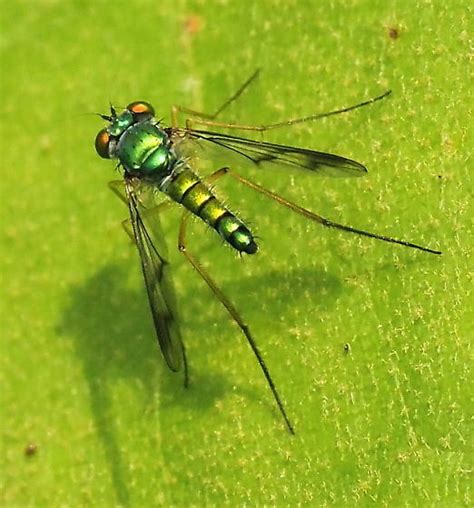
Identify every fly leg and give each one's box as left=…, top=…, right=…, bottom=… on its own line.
left=217, top=169, right=441, bottom=254
left=178, top=209, right=295, bottom=435
left=179, top=90, right=392, bottom=132
left=108, top=180, right=173, bottom=241
left=171, top=69, right=261, bottom=128
left=109, top=179, right=129, bottom=205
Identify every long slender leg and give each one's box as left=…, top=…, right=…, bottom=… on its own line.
left=220, top=169, right=442, bottom=255
left=108, top=180, right=129, bottom=205
left=181, top=90, right=392, bottom=132
left=109, top=180, right=174, bottom=240
left=181, top=341, right=189, bottom=388
left=178, top=210, right=295, bottom=434
left=171, top=69, right=261, bottom=127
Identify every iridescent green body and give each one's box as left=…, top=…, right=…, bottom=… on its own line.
left=112, top=112, right=257, bottom=254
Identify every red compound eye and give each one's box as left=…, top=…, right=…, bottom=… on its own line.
left=95, top=128, right=111, bottom=159
left=127, top=101, right=155, bottom=117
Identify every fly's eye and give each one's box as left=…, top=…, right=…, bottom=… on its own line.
left=95, top=129, right=111, bottom=158
left=127, top=101, right=155, bottom=118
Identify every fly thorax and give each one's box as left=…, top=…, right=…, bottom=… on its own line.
left=117, top=122, right=175, bottom=179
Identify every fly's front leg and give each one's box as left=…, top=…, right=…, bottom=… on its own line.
left=108, top=180, right=135, bottom=241
left=177, top=209, right=295, bottom=434
left=108, top=180, right=128, bottom=205
left=108, top=180, right=173, bottom=242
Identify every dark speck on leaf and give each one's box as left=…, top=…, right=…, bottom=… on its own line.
left=388, top=27, right=400, bottom=40
left=24, top=443, right=38, bottom=457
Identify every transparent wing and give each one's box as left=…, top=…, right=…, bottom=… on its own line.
left=174, top=128, right=367, bottom=177
left=125, top=180, right=183, bottom=372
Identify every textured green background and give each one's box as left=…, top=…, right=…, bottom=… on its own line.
left=1, top=0, right=471, bottom=506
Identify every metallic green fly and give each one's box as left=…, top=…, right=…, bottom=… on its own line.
left=95, top=70, right=441, bottom=434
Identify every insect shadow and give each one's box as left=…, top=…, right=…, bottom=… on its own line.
left=57, top=258, right=342, bottom=501
left=58, top=260, right=343, bottom=409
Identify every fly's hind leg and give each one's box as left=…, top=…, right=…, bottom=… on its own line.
left=219, top=169, right=441, bottom=254
left=177, top=209, right=295, bottom=434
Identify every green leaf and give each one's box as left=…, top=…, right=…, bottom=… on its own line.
left=2, top=1, right=470, bottom=506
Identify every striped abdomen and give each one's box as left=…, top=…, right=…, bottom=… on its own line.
left=165, top=168, right=257, bottom=254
